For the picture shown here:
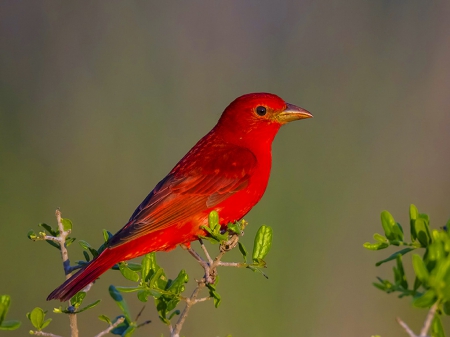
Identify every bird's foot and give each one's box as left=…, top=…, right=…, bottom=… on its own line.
left=220, top=234, right=239, bottom=252
left=204, top=268, right=217, bottom=285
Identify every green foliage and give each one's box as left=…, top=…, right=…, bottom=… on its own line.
left=365, top=204, right=450, bottom=336
left=23, top=210, right=271, bottom=336
left=27, top=307, right=51, bottom=332
left=0, top=295, right=21, bottom=331
left=252, top=225, right=273, bottom=263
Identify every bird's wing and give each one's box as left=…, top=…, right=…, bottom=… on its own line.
left=108, top=144, right=257, bottom=247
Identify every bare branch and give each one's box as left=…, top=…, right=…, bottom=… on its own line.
left=420, top=302, right=438, bottom=337
left=93, top=317, right=125, bottom=337
left=172, top=232, right=242, bottom=337
left=218, top=261, right=246, bottom=267
left=397, top=317, right=417, bottom=337
left=199, top=239, right=213, bottom=264
left=55, top=209, right=79, bottom=337
left=31, top=331, right=63, bottom=337
left=397, top=302, right=438, bottom=337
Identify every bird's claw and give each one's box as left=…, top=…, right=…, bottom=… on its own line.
left=220, top=235, right=239, bottom=252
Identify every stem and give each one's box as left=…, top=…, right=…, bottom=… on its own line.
left=397, top=317, right=417, bottom=337
left=199, top=239, right=213, bottom=264
left=396, top=302, right=439, bottom=337
left=171, top=282, right=205, bottom=337
left=55, top=210, right=79, bottom=337
left=420, top=302, right=438, bottom=337
left=93, top=317, right=125, bottom=337
left=171, top=232, right=241, bottom=337
left=31, top=332, right=63, bottom=337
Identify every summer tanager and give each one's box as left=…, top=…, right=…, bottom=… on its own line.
left=47, top=92, right=312, bottom=301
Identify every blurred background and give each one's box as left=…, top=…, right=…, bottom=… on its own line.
left=1, top=1, right=450, bottom=336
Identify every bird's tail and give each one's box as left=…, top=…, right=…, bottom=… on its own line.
left=47, top=248, right=118, bottom=302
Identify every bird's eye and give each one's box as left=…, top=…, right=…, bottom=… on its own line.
left=256, top=106, right=267, bottom=116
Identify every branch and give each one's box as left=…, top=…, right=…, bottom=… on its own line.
left=420, top=302, right=437, bottom=337
left=93, top=317, right=125, bottom=337
left=30, top=332, right=63, bottom=337
left=55, top=209, right=79, bottom=337
left=396, top=302, right=438, bottom=337
left=171, top=232, right=241, bottom=337
left=397, top=317, right=417, bottom=337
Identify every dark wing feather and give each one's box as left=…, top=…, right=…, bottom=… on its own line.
left=108, top=144, right=257, bottom=247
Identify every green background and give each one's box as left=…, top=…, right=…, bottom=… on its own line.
left=1, top=1, right=450, bottom=336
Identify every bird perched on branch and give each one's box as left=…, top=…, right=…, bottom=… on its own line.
left=48, top=92, right=312, bottom=301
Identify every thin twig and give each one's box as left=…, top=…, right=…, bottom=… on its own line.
left=420, top=302, right=438, bottom=337
left=31, top=331, right=63, bottom=337
left=171, top=232, right=241, bottom=337
left=199, top=239, right=213, bottom=264
left=190, top=296, right=210, bottom=304
left=397, top=317, right=417, bottom=337
left=218, top=261, right=246, bottom=267
left=55, top=209, right=79, bottom=337
left=171, top=281, right=205, bottom=337
left=396, top=301, right=439, bottom=337
left=93, top=317, right=125, bottom=337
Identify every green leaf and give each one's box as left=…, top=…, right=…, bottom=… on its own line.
left=137, top=290, right=151, bottom=302
left=141, top=254, right=152, bottom=282
left=413, top=289, right=436, bottom=308
left=65, top=237, right=76, bottom=247
left=443, top=301, right=450, bottom=315
left=109, top=285, right=131, bottom=322
left=40, top=318, right=52, bottom=330
left=252, top=225, right=273, bottom=262
left=395, top=255, right=408, bottom=289
left=381, top=211, right=396, bottom=241
left=431, top=315, right=445, bottom=337
left=102, top=229, right=110, bottom=243
left=0, top=320, right=21, bottom=330
left=27, top=230, right=37, bottom=240
left=0, top=295, right=11, bottom=324
left=167, top=270, right=188, bottom=295
left=410, top=204, right=419, bottom=241
left=61, top=218, right=73, bottom=231
left=238, top=242, right=248, bottom=262
left=70, top=292, right=86, bottom=309
left=415, top=218, right=432, bottom=247
left=45, top=240, right=61, bottom=250
left=206, top=277, right=221, bottom=308
left=76, top=300, right=101, bottom=313
left=29, top=307, right=45, bottom=330
left=363, top=242, right=389, bottom=251
left=98, top=315, right=112, bottom=325
left=373, top=233, right=388, bottom=243
left=208, top=211, right=220, bottom=231
left=78, top=240, right=91, bottom=250
left=38, top=223, right=57, bottom=236
left=115, top=286, right=141, bottom=293
left=412, top=254, right=429, bottom=283
left=83, top=251, right=90, bottom=262
left=88, top=247, right=99, bottom=258
left=375, top=248, right=415, bottom=266
left=227, top=222, right=241, bottom=235
left=119, top=263, right=140, bottom=282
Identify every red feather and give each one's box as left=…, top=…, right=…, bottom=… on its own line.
left=47, top=93, right=312, bottom=301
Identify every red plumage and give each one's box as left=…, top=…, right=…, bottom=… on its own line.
left=47, top=93, right=312, bottom=301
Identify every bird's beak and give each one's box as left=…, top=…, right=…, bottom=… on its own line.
left=276, top=103, right=313, bottom=124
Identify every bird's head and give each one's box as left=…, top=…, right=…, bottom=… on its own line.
left=216, top=93, right=312, bottom=146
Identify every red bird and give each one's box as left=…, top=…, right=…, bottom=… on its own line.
left=47, top=93, right=312, bottom=301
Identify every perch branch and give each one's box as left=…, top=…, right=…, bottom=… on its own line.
left=396, top=302, right=439, bottom=337
left=171, top=231, right=241, bottom=337
left=55, top=209, right=79, bottom=337
left=93, top=317, right=125, bottom=337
